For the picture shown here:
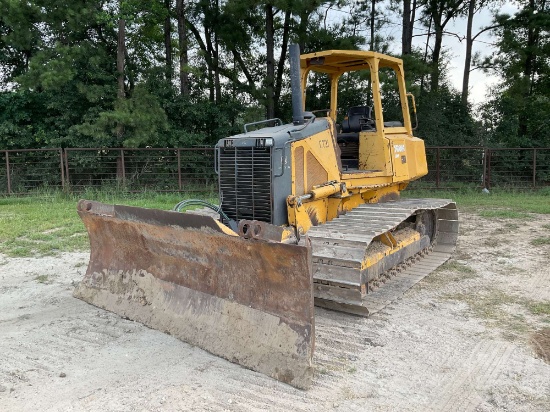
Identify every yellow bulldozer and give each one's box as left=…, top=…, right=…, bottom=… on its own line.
left=74, top=45, right=458, bottom=389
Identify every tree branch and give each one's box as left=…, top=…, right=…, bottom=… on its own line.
left=187, top=20, right=260, bottom=99
left=472, top=24, right=501, bottom=41
left=231, top=48, right=255, bottom=88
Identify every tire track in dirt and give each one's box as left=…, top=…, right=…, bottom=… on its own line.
left=0, top=313, right=134, bottom=391
left=526, top=253, right=550, bottom=301
left=430, top=339, right=515, bottom=411
left=214, top=376, right=315, bottom=412
left=364, top=303, right=478, bottom=411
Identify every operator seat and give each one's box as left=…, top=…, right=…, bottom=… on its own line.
left=341, top=106, right=374, bottom=133
left=338, top=106, right=375, bottom=170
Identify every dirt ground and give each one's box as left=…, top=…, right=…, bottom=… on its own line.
left=1, top=210, right=549, bottom=411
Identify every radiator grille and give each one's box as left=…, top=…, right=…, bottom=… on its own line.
left=219, top=146, right=272, bottom=223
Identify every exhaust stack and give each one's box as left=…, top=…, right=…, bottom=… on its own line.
left=289, top=44, right=304, bottom=126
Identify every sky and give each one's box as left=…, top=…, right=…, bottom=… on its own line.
left=327, top=1, right=519, bottom=106
left=440, top=2, right=519, bottom=105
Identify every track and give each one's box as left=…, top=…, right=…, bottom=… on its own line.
left=307, top=198, right=459, bottom=315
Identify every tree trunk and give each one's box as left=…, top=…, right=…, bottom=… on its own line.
left=519, top=0, right=538, bottom=137
left=297, top=7, right=310, bottom=53
left=214, top=0, right=221, bottom=103
left=430, top=17, right=443, bottom=92
left=116, top=18, right=125, bottom=176
left=410, top=0, right=417, bottom=50
left=117, top=19, right=125, bottom=100
left=402, top=0, right=417, bottom=55
left=461, top=0, right=475, bottom=105
left=164, top=0, right=172, bottom=81
left=420, top=15, right=432, bottom=94
left=214, top=42, right=221, bottom=102
left=427, top=0, right=466, bottom=93
left=205, top=26, right=215, bottom=102
left=370, top=0, right=376, bottom=50
left=265, top=3, right=275, bottom=119
left=523, top=0, right=536, bottom=93
left=274, top=8, right=291, bottom=117
left=402, top=0, right=411, bottom=54
left=124, top=49, right=135, bottom=94
left=176, top=0, right=189, bottom=95
left=214, top=33, right=221, bottom=102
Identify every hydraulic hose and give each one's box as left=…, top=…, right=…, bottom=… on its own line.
left=173, top=199, right=237, bottom=231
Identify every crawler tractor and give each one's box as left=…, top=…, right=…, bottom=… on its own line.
left=74, top=45, right=458, bottom=389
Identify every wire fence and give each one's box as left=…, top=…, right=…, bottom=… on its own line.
left=1, top=146, right=550, bottom=195
left=417, top=147, right=550, bottom=189
left=63, top=148, right=216, bottom=193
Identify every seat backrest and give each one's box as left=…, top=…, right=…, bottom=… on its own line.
left=341, top=106, right=372, bottom=133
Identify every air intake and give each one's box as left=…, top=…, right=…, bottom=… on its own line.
left=219, top=146, right=273, bottom=223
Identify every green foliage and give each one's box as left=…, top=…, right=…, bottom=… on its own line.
left=161, top=93, right=244, bottom=146
left=480, top=0, right=550, bottom=147
left=0, top=90, right=58, bottom=148
left=416, top=87, right=479, bottom=146
left=0, top=0, right=544, bottom=151
left=0, top=0, right=42, bottom=80
left=480, top=91, right=550, bottom=147
left=74, top=87, right=169, bottom=147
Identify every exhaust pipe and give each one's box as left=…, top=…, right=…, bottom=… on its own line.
left=289, top=44, right=304, bottom=126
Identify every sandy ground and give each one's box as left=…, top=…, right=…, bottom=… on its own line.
left=1, top=210, right=549, bottom=411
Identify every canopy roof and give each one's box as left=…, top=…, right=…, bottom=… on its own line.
left=300, top=50, right=402, bottom=74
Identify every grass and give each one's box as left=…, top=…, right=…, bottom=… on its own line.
left=527, top=301, right=550, bottom=317
left=478, top=210, right=532, bottom=219
left=0, top=188, right=216, bottom=257
left=420, top=259, right=478, bottom=289
left=443, top=282, right=550, bottom=342
left=1, top=187, right=549, bottom=258
left=438, top=260, right=477, bottom=276
left=34, top=274, right=50, bottom=284
left=0, top=195, right=88, bottom=257
left=404, top=187, right=550, bottom=215
left=531, top=237, right=550, bottom=246
left=483, top=238, right=502, bottom=248
left=443, top=289, right=532, bottom=340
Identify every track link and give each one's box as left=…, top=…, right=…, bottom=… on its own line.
left=307, top=198, right=459, bottom=316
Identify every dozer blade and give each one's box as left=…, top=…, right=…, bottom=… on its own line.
left=74, top=200, right=314, bottom=389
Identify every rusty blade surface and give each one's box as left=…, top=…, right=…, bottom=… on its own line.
left=74, top=200, right=314, bottom=389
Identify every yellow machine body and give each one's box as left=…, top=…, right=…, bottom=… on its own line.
left=287, top=50, right=427, bottom=235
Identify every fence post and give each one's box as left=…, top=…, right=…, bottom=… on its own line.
left=60, top=149, right=65, bottom=190
left=120, top=148, right=126, bottom=186
left=482, top=148, right=487, bottom=189
left=486, top=149, right=492, bottom=190
left=533, top=148, right=537, bottom=188
left=177, top=149, right=182, bottom=191
left=64, top=149, right=70, bottom=189
left=436, top=147, right=440, bottom=189
left=5, top=151, right=11, bottom=195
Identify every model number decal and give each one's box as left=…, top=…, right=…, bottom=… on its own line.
left=319, top=139, right=329, bottom=149
left=394, top=144, right=406, bottom=153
